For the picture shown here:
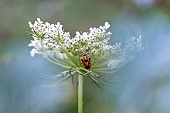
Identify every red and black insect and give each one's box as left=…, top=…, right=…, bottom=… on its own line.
left=80, top=52, right=92, bottom=69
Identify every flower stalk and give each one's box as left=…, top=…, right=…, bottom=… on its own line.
left=78, top=74, right=83, bottom=113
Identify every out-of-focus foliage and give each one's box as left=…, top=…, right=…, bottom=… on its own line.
left=0, top=0, right=170, bottom=113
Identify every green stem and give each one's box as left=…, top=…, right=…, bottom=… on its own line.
left=78, top=74, right=83, bottom=113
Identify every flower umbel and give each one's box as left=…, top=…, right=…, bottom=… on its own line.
left=28, top=18, right=143, bottom=113
left=28, top=18, right=143, bottom=82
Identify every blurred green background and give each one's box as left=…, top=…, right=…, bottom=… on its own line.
left=0, top=0, right=170, bottom=113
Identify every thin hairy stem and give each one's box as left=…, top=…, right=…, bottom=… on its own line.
left=78, top=74, right=83, bottom=113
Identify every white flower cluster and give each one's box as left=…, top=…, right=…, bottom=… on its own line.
left=28, top=18, right=70, bottom=57
left=107, top=36, right=143, bottom=68
left=28, top=18, right=143, bottom=73
left=28, top=18, right=113, bottom=58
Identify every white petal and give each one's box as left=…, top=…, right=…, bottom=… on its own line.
left=28, top=21, right=33, bottom=28
left=104, top=22, right=110, bottom=29
left=30, top=49, right=38, bottom=57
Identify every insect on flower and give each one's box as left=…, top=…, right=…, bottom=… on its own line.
left=80, top=52, right=92, bottom=69
left=28, top=18, right=143, bottom=113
